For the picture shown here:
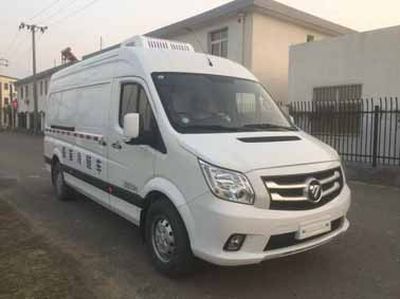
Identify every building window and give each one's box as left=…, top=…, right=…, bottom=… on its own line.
left=313, top=84, right=362, bottom=102
left=4, top=83, right=8, bottom=90
left=40, top=81, right=43, bottom=95
left=25, top=85, right=28, bottom=98
left=45, top=80, right=48, bottom=95
left=312, top=84, right=362, bottom=135
left=307, top=34, right=315, bottom=42
left=208, top=28, right=228, bottom=57
left=4, top=97, right=9, bottom=105
left=20, top=87, right=24, bottom=98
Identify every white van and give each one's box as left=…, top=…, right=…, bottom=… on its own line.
left=44, top=36, right=351, bottom=275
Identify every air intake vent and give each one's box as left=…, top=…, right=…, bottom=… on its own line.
left=238, top=136, right=301, bottom=143
left=264, top=217, right=344, bottom=251
left=122, top=36, right=195, bottom=52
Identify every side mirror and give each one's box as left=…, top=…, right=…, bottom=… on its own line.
left=123, top=113, right=140, bottom=140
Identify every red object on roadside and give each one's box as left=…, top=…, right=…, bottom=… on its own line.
left=12, top=99, right=18, bottom=110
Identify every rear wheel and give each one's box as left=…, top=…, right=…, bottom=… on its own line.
left=145, top=199, right=195, bottom=276
left=52, top=161, right=73, bottom=201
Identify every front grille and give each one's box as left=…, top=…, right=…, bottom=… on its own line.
left=264, top=217, right=344, bottom=251
left=263, top=167, right=343, bottom=210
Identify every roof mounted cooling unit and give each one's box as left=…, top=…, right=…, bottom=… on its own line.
left=121, top=36, right=195, bottom=52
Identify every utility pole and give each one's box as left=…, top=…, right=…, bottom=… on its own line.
left=0, top=58, right=9, bottom=67
left=19, top=22, right=47, bottom=134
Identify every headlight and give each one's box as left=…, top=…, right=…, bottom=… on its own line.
left=199, top=159, right=255, bottom=205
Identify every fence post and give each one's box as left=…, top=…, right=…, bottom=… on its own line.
left=372, top=105, right=380, bottom=167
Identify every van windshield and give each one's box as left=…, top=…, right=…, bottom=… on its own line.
left=152, top=72, right=295, bottom=133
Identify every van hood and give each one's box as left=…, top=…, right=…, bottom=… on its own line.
left=177, top=131, right=339, bottom=173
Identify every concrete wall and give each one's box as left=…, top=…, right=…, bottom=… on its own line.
left=289, top=25, right=400, bottom=101
left=251, top=12, right=330, bottom=103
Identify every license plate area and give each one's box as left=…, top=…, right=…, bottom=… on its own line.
left=295, top=220, right=331, bottom=240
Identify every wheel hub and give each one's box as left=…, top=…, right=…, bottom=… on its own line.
left=152, top=217, right=176, bottom=263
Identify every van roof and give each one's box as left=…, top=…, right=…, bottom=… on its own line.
left=51, top=37, right=256, bottom=89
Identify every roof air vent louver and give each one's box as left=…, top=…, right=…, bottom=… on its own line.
left=121, top=36, right=195, bottom=52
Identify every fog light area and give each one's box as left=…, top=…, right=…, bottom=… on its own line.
left=223, top=234, right=246, bottom=251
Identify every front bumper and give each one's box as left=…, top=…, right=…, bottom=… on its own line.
left=180, top=184, right=351, bottom=266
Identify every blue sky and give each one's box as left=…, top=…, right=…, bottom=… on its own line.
left=1, top=0, right=400, bottom=78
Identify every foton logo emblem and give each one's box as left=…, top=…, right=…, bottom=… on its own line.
left=304, top=178, right=322, bottom=203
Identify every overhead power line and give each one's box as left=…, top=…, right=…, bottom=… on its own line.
left=49, top=0, right=102, bottom=26
left=43, top=0, right=81, bottom=24
left=1, top=0, right=61, bottom=56
left=29, top=0, right=63, bottom=21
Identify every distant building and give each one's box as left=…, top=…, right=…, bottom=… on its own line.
left=14, top=47, right=78, bottom=131
left=0, top=74, right=18, bottom=128
left=289, top=25, right=400, bottom=101
left=146, top=0, right=355, bottom=103
left=14, top=63, right=74, bottom=131
left=84, top=0, right=354, bottom=103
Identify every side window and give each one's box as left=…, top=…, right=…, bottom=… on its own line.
left=118, top=82, right=166, bottom=152
left=119, top=83, right=167, bottom=153
left=119, top=82, right=155, bottom=136
left=119, top=83, right=139, bottom=127
left=138, top=87, right=153, bottom=133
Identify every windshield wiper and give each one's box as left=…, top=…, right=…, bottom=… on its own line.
left=243, top=123, right=296, bottom=131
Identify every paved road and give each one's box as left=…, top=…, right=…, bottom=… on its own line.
left=0, top=131, right=399, bottom=299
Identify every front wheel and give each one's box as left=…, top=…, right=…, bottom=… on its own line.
left=145, top=199, right=195, bottom=276
left=51, top=161, right=73, bottom=201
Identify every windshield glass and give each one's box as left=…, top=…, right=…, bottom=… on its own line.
left=152, top=72, right=295, bottom=133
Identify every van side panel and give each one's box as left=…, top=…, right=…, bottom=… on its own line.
left=45, top=55, right=115, bottom=208
left=69, top=82, right=112, bottom=207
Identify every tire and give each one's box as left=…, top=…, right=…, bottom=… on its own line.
left=52, top=161, right=73, bottom=201
left=145, top=199, right=195, bottom=276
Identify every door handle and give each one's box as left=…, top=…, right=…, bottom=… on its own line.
left=111, top=141, right=122, bottom=150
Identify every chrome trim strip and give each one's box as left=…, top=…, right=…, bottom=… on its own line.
left=266, top=169, right=341, bottom=202
left=320, top=171, right=340, bottom=185
left=265, top=182, right=306, bottom=189
left=270, top=193, right=307, bottom=201
left=322, top=182, right=340, bottom=197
